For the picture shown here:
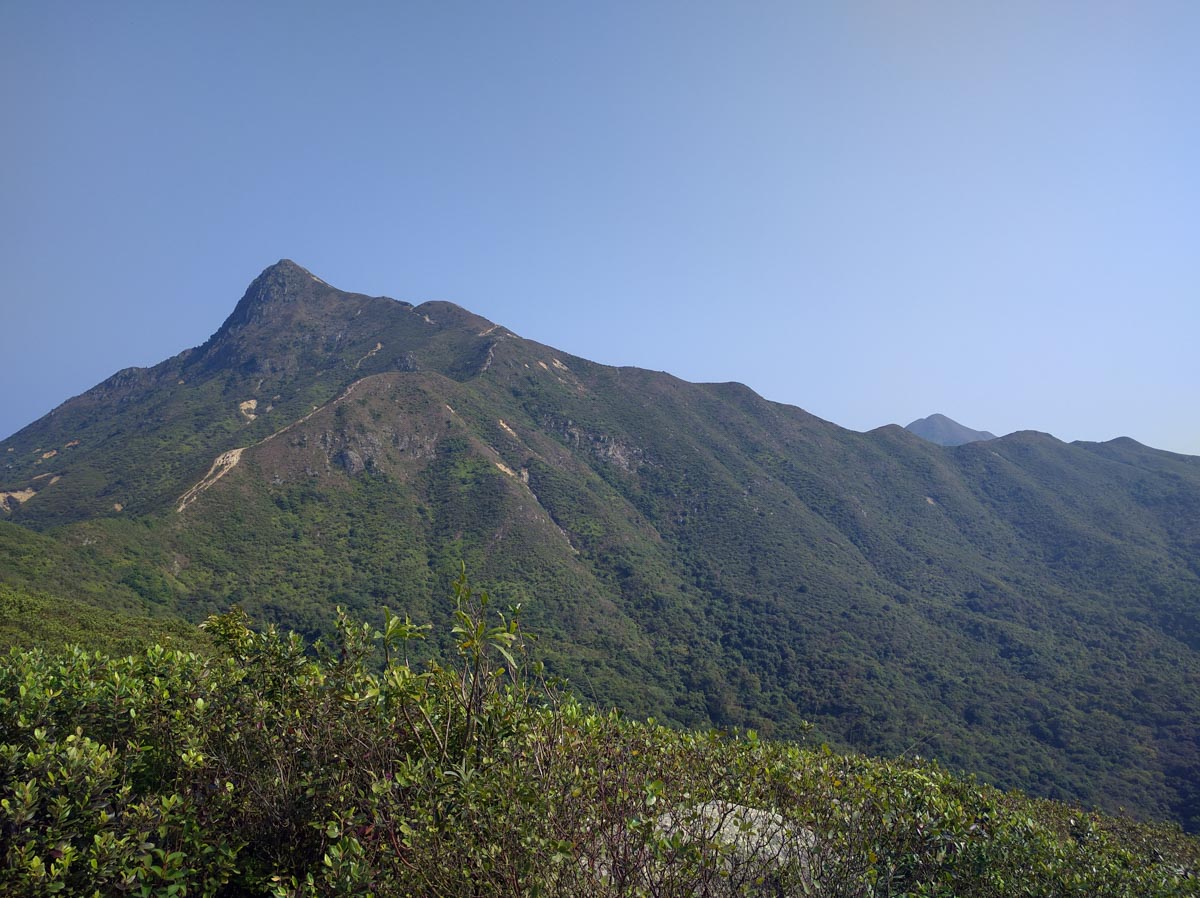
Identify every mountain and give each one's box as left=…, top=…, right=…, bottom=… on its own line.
left=906, top=413, right=998, bottom=446
left=3, top=260, right=1200, bottom=831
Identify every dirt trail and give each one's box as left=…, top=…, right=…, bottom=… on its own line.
left=354, top=342, right=383, bottom=369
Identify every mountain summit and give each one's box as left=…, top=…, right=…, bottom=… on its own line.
left=2, top=262, right=1199, bottom=830
left=217, top=259, right=338, bottom=329
left=905, top=413, right=997, bottom=446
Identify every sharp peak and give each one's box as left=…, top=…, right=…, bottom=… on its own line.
left=262, top=258, right=315, bottom=276
left=202, top=260, right=339, bottom=345
left=251, top=258, right=331, bottom=288
left=241, top=259, right=340, bottom=303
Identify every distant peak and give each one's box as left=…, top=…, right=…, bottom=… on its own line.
left=906, top=413, right=997, bottom=447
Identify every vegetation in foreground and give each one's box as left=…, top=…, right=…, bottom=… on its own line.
left=2, top=574, right=1197, bottom=897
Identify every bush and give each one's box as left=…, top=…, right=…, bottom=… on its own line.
left=1, top=570, right=1196, bottom=896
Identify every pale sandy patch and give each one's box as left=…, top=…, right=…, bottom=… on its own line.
left=176, top=448, right=246, bottom=512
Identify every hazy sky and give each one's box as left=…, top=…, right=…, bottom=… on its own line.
left=3, top=3, right=1197, bottom=455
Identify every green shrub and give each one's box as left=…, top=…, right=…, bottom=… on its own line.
left=1, top=570, right=1196, bottom=896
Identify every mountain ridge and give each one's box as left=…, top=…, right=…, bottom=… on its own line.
left=2, top=261, right=1199, bottom=831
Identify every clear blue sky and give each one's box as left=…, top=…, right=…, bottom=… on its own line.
left=3, top=2, right=1197, bottom=455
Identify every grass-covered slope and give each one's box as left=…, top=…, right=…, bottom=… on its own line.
left=1, top=593, right=1196, bottom=897
left=0, top=521, right=201, bottom=656
left=0, top=584, right=200, bottom=658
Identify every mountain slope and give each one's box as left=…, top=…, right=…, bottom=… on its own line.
left=3, top=261, right=1199, bottom=830
left=0, top=261, right=501, bottom=525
